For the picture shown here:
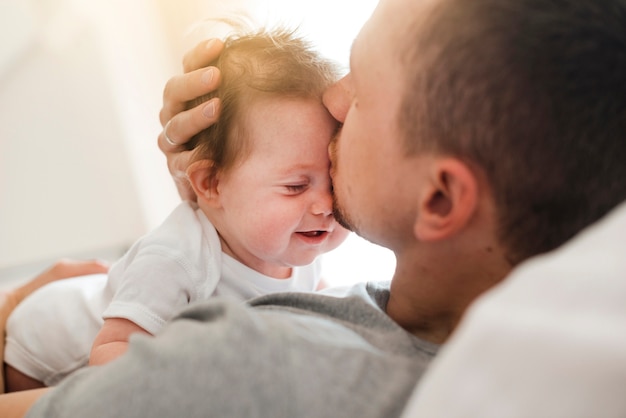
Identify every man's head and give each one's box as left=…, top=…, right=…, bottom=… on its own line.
left=326, top=0, right=626, bottom=266
left=401, top=0, right=626, bottom=265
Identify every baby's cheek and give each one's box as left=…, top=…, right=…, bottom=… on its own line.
left=324, top=225, right=351, bottom=253
left=250, top=217, right=289, bottom=250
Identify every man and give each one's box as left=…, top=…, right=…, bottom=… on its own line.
left=2, top=0, right=625, bottom=415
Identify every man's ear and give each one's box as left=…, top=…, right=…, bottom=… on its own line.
left=186, top=160, right=220, bottom=207
left=414, top=158, right=478, bottom=242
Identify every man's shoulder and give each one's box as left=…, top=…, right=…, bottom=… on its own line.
left=28, top=290, right=434, bottom=418
left=173, top=282, right=435, bottom=360
left=246, top=281, right=391, bottom=326
left=163, top=293, right=432, bottom=417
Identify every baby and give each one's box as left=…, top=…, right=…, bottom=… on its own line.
left=4, top=27, right=348, bottom=391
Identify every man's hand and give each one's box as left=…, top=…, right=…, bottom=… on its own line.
left=158, top=39, right=225, bottom=201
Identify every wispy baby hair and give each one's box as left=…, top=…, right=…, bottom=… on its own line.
left=187, top=25, right=340, bottom=178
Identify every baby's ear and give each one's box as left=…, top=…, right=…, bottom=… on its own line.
left=186, top=160, right=219, bottom=206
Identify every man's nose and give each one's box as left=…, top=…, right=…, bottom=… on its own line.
left=322, top=73, right=353, bottom=123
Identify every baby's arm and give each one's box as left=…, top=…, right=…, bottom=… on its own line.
left=89, top=318, right=151, bottom=366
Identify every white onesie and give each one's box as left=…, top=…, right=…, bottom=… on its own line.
left=5, top=201, right=320, bottom=386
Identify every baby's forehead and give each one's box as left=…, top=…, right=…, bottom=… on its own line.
left=237, top=96, right=332, bottom=152
left=238, top=93, right=329, bottom=127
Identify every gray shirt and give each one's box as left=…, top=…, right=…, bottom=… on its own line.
left=27, top=281, right=438, bottom=418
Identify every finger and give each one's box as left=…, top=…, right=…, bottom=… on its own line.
left=182, top=38, right=225, bottom=73
left=158, top=97, right=221, bottom=151
left=159, top=66, right=222, bottom=126
left=167, top=152, right=198, bottom=201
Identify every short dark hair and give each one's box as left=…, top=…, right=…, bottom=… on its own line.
left=188, top=27, right=339, bottom=178
left=400, top=0, right=626, bottom=264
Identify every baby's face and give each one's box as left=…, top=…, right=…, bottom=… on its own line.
left=214, top=96, right=347, bottom=278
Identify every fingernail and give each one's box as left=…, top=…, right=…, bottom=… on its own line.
left=206, top=38, right=216, bottom=50
left=201, top=68, right=214, bottom=85
left=203, top=101, right=216, bottom=118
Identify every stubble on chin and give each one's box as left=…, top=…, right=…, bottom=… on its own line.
left=331, top=177, right=358, bottom=233
left=328, top=133, right=353, bottom=232
left=331, top=187, right=354, bottom=232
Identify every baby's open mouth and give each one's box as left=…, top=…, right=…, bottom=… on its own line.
left=298, top=231, right=327, bottom=238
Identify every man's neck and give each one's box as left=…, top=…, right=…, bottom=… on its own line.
left=386, top=247, right=511, bottom=344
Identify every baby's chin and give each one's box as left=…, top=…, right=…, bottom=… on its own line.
left=322, top=227, right=351, bottom=253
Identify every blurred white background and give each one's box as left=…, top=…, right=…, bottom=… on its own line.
left=0, top=0, right=395, bottom=287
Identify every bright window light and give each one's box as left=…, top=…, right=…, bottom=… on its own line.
left=259, top=0, right=379, bottom=69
